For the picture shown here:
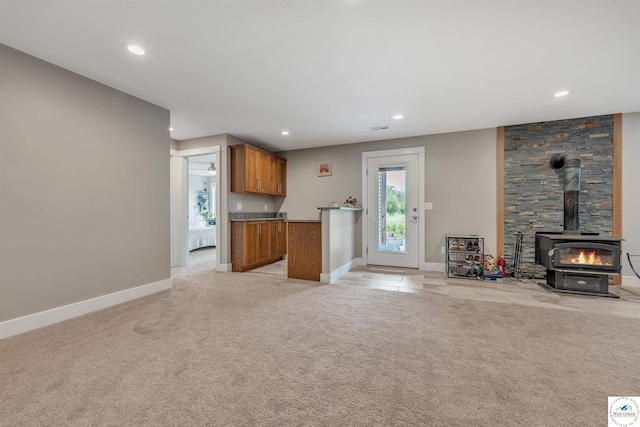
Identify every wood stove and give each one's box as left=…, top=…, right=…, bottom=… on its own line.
left=534, top=153, right=622, bottom=296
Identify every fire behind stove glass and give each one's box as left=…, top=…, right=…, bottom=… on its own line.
left=557, top=247, right=614, bottom=266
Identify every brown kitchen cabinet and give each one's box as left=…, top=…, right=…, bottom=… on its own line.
left=275, top=220, right=287, bottom=256
left=231, top=220, right=287, bottom=272
left=287, top=221, right=321, bottom=281
left=230, top=143, right=286, bottom=196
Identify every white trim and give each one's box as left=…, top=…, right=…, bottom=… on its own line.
left=320, top=258, right=362, bottom=284
left=422, top=262, right=446, bottom=272
left=361, top=147, right=425, bottom=269
left=0, top=279, right=173, bottom=340
left=171, top=146, right=221, bottom=157
left=170, top=145, right=223, bottom=268
left=170, top=156, right=188, bottom=267
left=217, top=263, right=233, bottom=272
left=361, top=146, right=425, bottom=159
left=622, top=275, right=640, bottom=287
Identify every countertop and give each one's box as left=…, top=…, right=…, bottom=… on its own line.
left=229, top=217, right=286, bottom=222
left=287, top=219, right=321, bottom=223
left=317, top=206, right=363, bottom=211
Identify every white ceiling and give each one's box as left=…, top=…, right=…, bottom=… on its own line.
left=1, top=1, right=638, bottom=152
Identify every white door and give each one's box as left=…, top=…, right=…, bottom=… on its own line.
left=366, top=153, right=420, bottom=268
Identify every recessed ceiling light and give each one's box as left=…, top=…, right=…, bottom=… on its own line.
left=393, top=115, right=404, bottom=120
left=169, top=127, right=174, bottom=131
left=126, top=45, right=145, bottom=56
left=281, top=131, right=289, bottom=135
left=554, top=90, right=570, bottom=98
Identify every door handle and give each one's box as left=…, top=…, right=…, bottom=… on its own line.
left=412, top=215, right=418, bottom=220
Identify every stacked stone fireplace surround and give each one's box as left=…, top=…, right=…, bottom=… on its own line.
left=503, top=114, right=614, bottom=279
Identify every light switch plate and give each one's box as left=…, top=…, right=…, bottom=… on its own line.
left=264, top=204, right=269, bottom=211
left=425, top=202, right=433, bottom=210
left=236, top=203, right=242, bottom=210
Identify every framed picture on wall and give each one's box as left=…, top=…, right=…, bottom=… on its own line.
left=317, top=160, right=332, bottom=177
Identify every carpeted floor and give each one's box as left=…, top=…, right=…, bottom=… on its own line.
left=1, top=251, right=639, bottom=426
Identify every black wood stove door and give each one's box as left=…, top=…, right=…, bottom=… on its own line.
left=553, top=242, right=620, bottom=272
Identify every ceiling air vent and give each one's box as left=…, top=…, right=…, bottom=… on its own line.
left=371, top=125, right=389, bottom=131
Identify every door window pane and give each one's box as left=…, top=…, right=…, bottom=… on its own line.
left=377, top=168, right=406, bottom=253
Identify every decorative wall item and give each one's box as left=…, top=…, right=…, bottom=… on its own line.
left=317, top=160, right=332, bottom=177
left=503, top=114, right=614, bottom=278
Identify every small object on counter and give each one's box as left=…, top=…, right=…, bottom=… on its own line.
left=345, top=196, right=358, bottom=208
left=328, top=202, right=339, bottom=208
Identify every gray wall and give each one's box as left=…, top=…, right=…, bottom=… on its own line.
left=622, top=112, right=640, bottom=283
left=277, top=128, right=498, bottom=264
left=0, top=45, right=170, bottom=321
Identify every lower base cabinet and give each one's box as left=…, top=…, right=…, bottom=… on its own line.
left=287, top=221, right=321, bottom=281
left=231, top=220, right=286, bottom=272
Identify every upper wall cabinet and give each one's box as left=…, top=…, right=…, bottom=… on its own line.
left=230, top=143, right=287, bottom=197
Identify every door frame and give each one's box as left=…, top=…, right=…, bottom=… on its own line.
left=361, top=147, right=425, bottom=269
left=170, top=146, right=223, bottom=269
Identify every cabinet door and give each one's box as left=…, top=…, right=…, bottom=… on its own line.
left=276, top=220, right=287, bottom=256
left=267, top=155, right=278, bottom=195
left=245, top=146, right=259, bottom=193
left=245, top=222, right=260, bottom=265
left=276, top=158, right=287, bottom=196
left=257, top=221, right=275, bottom=261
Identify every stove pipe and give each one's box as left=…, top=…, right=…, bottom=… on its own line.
left=549, top=153, right=581, bottom=234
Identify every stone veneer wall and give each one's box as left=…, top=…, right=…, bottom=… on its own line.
left=503, top=115, right=613, bottom=278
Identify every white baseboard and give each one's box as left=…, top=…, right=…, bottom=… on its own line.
left=321, top=258, right=361, bottom=284
left=0, top=278, right=173, bottom=340
left=422, top=262, right=445, bottom=272
left=216, top=263, right=232, bottom=272
left=622, top=275, right=640, bottom=287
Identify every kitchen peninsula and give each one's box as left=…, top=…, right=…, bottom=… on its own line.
left=287, top=207, right=362, bottom=283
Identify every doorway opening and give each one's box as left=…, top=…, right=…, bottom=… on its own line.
left=187, top=155, right=217, bottom=267
left=170, top=146, right=222, bottom=269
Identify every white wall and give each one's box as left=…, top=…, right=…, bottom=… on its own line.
left=327, top=210, right=361, bottom=272
left=622, top=112, right=640, bottom=285
left=0, top=44, right=170, bottom=322
left=278, top=128, right=497, bottom=264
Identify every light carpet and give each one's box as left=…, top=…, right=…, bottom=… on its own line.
left=1, top=259, right=639, bottom=426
